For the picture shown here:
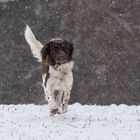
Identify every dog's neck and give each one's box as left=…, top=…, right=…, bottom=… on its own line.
left=49, top=61, right=74, bottom=76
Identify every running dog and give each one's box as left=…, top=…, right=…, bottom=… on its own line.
left=24, top=25, right=74, bottom=116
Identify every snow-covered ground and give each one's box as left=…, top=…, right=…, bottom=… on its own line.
left=0, top=103, right=140, bottom=140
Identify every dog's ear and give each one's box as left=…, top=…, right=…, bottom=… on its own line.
left=69, top=43, right=74, bottom=59
left=41, top=43, right=50, bottom=60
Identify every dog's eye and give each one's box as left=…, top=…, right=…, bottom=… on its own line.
left=51, top=46, right=58, bottom=51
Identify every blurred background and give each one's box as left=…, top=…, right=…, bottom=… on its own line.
left=0, top=0, right=140, bottom=105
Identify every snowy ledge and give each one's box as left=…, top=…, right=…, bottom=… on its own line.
left=0, top=103, right=140, bottom=140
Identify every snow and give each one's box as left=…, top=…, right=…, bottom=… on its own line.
left=0, top=103, right=140, bottom=140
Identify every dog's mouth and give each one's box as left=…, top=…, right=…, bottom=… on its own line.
left=55, top=59, right=67, bottom=65
left=54, top=55, right=68, bottom=65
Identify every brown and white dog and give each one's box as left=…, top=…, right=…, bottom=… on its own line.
left=24, top=25, right=74, bottom=116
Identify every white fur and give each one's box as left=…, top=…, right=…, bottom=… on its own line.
left=42, top=61, right=74, bottom=115
left=50, top=38, right=63, bottom=42
left=48, top=61, right=74, bottom=92
left=24, top=25, right=43, bottom=62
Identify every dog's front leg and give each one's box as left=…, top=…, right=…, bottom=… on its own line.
left=48, top=93, right=58, bottom=116
left=59, top=91, right=71, bottom=114
left=48, top=90, right=63, bottom=116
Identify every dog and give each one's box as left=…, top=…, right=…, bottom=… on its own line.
left=24, top=25, right=74, bottom=116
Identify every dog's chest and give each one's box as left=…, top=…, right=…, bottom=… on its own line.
left=46, top=62, right=73, bottom=91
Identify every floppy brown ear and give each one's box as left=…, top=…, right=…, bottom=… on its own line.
left=69, top=43, right=74, bottom=59
left=41, top=44, right=50, bottom=61
left=40, top=44, right=50, bottom=73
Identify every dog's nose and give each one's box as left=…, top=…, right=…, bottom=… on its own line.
left=56, top=53, right=66, bottom=62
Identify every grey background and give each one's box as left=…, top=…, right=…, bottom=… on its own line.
left=0, top=0, right=140, bottom=105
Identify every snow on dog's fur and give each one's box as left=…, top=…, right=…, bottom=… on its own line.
left=24, top=25, right=74, bottom=116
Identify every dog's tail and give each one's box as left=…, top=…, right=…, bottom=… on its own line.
left=24, top=25, right=43, bottom=62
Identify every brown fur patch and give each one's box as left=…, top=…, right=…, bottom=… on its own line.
left=40, top=39, right=73, bottom=75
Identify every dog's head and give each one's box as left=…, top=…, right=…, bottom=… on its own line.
left=41, top=38, right=73, bottom=65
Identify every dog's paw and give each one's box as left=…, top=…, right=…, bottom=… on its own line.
left=58, top=103, right=68, bottom=114
left=49, top=108, right=59, bottom=116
